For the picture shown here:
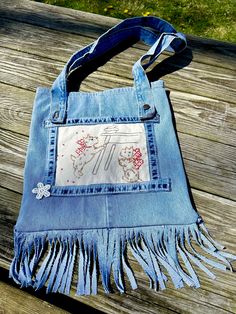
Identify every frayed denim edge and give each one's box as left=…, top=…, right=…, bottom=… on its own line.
left=9, top=220, right=236, bottom=296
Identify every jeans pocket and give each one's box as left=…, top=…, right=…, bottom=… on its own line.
left=44, top=118, right=171, bottom=196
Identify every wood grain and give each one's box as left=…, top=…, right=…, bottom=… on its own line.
left=0, top=0, right=236, bottom=313
left=0, top=40, right=235, bottom=105
left=0, top=16, right=235, bottom=70
left=171, top=91, right=236, bottom=146
left=0, top=280, right=70, bottom=314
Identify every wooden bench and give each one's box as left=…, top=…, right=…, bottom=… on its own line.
left=0, top=0, right=236, bottom=313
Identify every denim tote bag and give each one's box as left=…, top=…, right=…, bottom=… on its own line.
left=9, top=16, right=235, bottom=296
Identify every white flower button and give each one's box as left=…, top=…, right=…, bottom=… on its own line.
left=32, top=182, right=51, bottom=200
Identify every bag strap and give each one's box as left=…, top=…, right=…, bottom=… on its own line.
left=50, top=16, right=187, bottom=123
left=67, top=26, right=160, bottom=76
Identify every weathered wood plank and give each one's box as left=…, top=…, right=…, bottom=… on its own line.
left=0, top=0, right=235, bottom=70
left=0, top=280, right=70, bottom=314
left=0, top=0, right=114, bottom=40
left=0, top=39, right=235, bottom=106
left=0, top=16, right=236, bottom=75
left=179, top=132, right=236, bottom=173
left=0, top=267, right=106, bottom=314
left=1, top=186, right=235, bottom=313
left=0, top=47, right=63, bottom=90
left=0, top=84, right=33, bottom=136
left=171, top=91, right=236, bottom=146
left=183, top=159, right=236, bottom=201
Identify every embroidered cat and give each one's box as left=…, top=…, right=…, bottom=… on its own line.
left=71, top=134, right=105, bottom=178
left=118, top=146, right=144, bottom=183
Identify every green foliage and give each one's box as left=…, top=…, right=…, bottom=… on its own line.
left=35, top=0, right=236, bottom=42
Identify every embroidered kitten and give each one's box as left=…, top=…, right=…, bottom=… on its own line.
left=118, top=146, right=144, bottom=183
left=71, top=134, right=105, bottom=178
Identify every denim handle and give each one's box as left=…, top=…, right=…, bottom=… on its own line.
left=133, top=30, right=186, bottom=119
left=50, top=16, right=187, bottom=123
left=67, top=26, right=160, bottom=77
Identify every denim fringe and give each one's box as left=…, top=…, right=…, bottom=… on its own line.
left=9, top=221, right=236, bottom=295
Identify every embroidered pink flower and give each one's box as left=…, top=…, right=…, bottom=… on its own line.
left=32, top=182, right=51, bottom=200
left=133, top=148, right=144, bottom=170
left=76, top=138, right=87, bottom=155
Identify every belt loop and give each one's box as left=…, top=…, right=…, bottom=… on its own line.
left=50, top=66, right=67, bottom=124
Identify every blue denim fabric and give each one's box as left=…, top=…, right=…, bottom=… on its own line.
left=9, top=16, right=235, bottom=296
left=16, top=80, right=199, bottom=232
left=15, top=16, right=198, bottom=232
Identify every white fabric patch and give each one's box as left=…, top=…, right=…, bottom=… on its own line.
left=55, top=123, right=151, bottom=186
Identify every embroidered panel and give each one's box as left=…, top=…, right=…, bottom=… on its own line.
left=55, top=123, right=151, bottom=186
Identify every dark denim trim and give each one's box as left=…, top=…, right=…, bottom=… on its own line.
left=145, top=123, right=160, bottom=180
left=50, top=178, right=171, bottom=196
left=44, top=114, right=160, bottom=128
left=45, top=127, right=57, bottom=185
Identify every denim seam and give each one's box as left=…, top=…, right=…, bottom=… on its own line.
left=14, top=219, right=201, bottom=234
left=105, top=195, right=109, bottom=228
left=45, top=127, right=58, bottom=185
left=50, top=178, right=171, bottom=196
left=44, top=115, right=160, bottom=128
left=67, top=81, right=164, bottom=96
left=145, top=123, right=160, bottom=179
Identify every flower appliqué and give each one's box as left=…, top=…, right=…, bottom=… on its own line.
left=32, top=182, right=51, bottom=200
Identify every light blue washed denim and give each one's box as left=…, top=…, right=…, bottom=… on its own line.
left=9, top=16, right=235, bottom=296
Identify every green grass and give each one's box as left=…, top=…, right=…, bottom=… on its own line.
left=35, top=0, right=236, bottom=43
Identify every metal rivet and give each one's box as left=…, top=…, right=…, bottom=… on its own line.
left=53, top=111, right=59, bottom=119
left=143, top=104, right=151, bottom=110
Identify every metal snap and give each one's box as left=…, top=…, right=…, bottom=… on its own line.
left=143, top=104, right=151, bottom=110
left=53, top=111, right=59, bottom=120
